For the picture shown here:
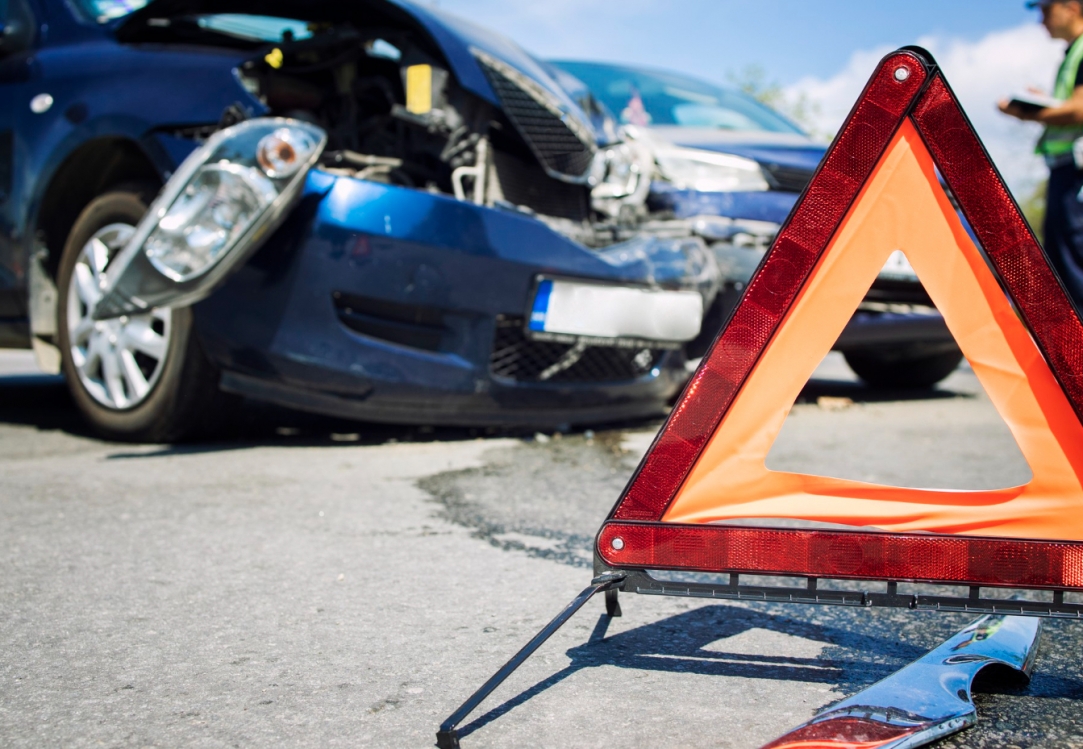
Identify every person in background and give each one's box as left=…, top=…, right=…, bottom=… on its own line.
left=1000, top=0, right=1083, bottom=309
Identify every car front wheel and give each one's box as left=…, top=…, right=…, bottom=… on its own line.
left=56, top=187, right=228, bottom=442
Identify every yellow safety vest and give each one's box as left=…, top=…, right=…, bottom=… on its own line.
left=1037, top=34, right=1083, bottom=157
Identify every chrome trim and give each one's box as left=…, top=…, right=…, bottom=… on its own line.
left=759, top=614, right=1042, bottom=749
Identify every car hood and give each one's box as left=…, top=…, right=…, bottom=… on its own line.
left=118, top=0, right=601, bottom=139
left=646, top=126, right=827, bottom=174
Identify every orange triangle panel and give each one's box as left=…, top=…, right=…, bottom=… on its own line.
left=597, top=48, right=1083, bottom=590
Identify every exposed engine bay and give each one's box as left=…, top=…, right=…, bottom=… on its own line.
left=236, top=24, right=660, bottom=246
left=132, top=13, right=679, bottom=248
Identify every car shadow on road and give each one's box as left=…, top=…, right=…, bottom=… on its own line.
left=0, top=369, right=974, bottom=456
left=0, top=373, right=503, bottom=451
left=797, top=377, right=973, bottom=405
left=0, top=374, right=97, bottom=437
left=0, top=372, right=659, bottom=456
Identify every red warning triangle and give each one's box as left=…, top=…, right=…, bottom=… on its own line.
left=597, top=48, right=1083, bottom=590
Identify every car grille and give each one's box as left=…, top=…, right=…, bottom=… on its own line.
left=492, top=150, right=589, bottom=221
left=489, top=316, right=665, bottom=383
left=474, top=50, right=595, bottom=181
left=760, top=162, right=815, bottom=193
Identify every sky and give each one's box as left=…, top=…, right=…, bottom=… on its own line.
left=433, top=0, right=1064, bottom=196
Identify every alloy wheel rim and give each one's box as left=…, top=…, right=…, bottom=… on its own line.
left=66, top=223, right=173, bottom=410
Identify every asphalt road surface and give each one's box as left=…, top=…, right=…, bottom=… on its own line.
left=2, top=350, right=1081, bottom=748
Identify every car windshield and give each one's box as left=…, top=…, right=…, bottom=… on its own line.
left=551, top=61, right=804, bottom=135
left=71, top=1, right=313, bottom=41
left=72, top=0, right=147, bottom=22
left=194, top=15, right=312, bottom=41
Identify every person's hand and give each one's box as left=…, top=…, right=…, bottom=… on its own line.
left=999, top=98, right=1036, bottom=121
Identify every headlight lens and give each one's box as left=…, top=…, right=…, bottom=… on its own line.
left=590, top=139, right=653, bottom=219
left=140, top=119, right=326, bottom=283
left=145, top=163, right=278, bottom=281
left=654, top=147, right=769, bottom=192
left=591, top=143, right=644, bottom=199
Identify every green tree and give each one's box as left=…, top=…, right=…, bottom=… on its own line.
left=726, top=64, right=827, bottom=140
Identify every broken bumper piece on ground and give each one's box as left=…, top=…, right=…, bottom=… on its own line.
left=760, top=613, right=1042, bottom=749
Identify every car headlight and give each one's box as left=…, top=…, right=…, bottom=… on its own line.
left=93, top=118, right=327, bottom=318
left=144, top=123, right=323, bottom=282
left=654, top=147, right=769, bottom=192
left=590, top=139, right=653, bottom=219
left=145, top=162, right=279, bottom=281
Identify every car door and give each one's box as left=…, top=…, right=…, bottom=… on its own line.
left=0, top=0, right=40, bottom=325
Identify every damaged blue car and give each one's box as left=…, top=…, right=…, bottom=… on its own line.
left=0, top=0, right=720, bottom=440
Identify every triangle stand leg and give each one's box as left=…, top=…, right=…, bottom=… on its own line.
left=435, top=572, right=626, bottom=749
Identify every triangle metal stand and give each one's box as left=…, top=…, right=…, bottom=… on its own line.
left=436, top=558, right=1079, bottom=748
left=435, top=571, right=624, bottom=749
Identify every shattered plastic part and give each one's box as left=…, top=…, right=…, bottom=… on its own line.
left=595, top=234, right=719, bottom=302
left=759, top=613, right=1041, bottom=748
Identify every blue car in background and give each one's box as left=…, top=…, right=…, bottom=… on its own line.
left=552, top=61, right=961, bottom=388
left=0, top=0, right=723, bottom=440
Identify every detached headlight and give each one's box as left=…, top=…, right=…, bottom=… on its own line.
left=144, top=123, right=323, bottom=282
left=654, top=147, right=769, bottom=192
left=93, top=118, right=327, bottom=318
left=145, top=163, right=279, bottom=281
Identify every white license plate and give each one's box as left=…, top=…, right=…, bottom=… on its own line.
left=528, top=278, right=703, bottom=342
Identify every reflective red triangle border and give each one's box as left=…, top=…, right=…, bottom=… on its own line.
left=597, top=47, right=1083, bottom=590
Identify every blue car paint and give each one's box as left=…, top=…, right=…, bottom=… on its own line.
left=416, top=4, right=613, bottom=142
left=1, top=0, right=696, bottom=424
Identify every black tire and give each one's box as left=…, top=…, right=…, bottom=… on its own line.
left=56, top=187, right=229, bottom=442
left=843, top=346, right=964, bottom=389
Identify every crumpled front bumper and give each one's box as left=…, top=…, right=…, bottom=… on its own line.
left=190, top=170, right=717, bottom=426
